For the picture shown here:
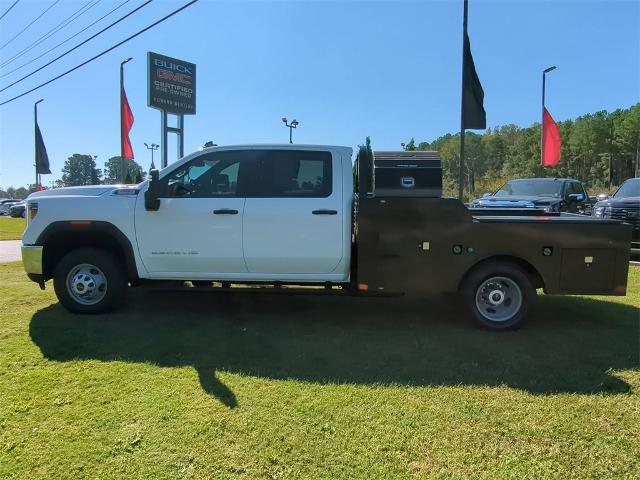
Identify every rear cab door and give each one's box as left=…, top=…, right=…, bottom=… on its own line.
left=242, top=147, right=351, bottom=281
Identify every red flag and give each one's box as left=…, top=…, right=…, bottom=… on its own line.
left=541, top=107, right=561, bottom=167
left=121, top=86, right=134, bottom=159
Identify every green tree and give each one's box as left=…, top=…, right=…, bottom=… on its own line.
left=14, top=187, right=29, bottom=199
left=60, top=154, right=102, bottom=187
left=103, top=156, right=145, bottom=184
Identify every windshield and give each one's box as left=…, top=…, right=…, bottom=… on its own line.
left=613, top=179, right=640, bottom=198
left=494, top=180, right=562, bottom=197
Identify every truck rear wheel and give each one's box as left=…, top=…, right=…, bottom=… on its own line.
left=461, top=261, right=535, bottom=330
left=53, top=248, right=126, bottom=314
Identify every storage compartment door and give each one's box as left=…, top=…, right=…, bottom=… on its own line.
left=560, top=248, right=616, bottom=291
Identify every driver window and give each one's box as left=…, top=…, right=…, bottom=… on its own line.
left=163, top=152, right=243, bottom=198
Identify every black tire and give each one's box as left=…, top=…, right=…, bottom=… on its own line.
left=460, top=261, right=535, bottom=330
left=53, top=248, right=126, bottom=314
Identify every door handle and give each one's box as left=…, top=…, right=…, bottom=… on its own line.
left=213, top=209, right=239, bottom=215
left=312, top=209, right=338, bottom=215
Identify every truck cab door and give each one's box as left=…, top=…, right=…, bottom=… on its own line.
left=135, top=150, right=254, bottom=277
left=242, top=149, right=344, bottom=277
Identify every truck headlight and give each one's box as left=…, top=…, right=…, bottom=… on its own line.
left=542, top=205, right=553, bottom=213
left=593, top=206, right=605, bottom=218
left=27, top=202, right=38, bottom=223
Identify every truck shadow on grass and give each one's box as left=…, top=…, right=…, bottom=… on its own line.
left=29, top=289, right=639, bottom=407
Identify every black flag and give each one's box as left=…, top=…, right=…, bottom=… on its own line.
left=462, top=32, right=486, bottom=130
left=35, top=119, right=51, bottom=174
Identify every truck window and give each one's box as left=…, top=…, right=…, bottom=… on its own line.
left=163, top=151, right=250, bottom=198
left=565, top=182, right=583, bottom=198
left=253, top=150, right=332, bottom=198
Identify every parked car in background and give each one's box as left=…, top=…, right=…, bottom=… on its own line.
left=9, top=201, right=26, bottom=218
left=470, top=178, right=592, bottom=214
left=0, top=199, right=21, bottom=215
left=593, top=178, right=640, bottom=255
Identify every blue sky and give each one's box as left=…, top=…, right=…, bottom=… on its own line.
left=0, top=0, right=638, bottom=188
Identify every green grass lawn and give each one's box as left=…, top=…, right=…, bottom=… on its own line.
left=0, top=216, right=25, bottom=240
left=1, top=261, right=638, bottom=479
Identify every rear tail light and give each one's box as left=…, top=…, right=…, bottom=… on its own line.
left=27, top=202, right=38, bottom=223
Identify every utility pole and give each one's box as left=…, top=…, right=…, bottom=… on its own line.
left=282, top=117, right=299, bottom=144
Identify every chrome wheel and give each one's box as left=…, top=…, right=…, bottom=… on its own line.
left=475, top=276, right=522, bottom=322
left=66, top=263, right=108, bottom=306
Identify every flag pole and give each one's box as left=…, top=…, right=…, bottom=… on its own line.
left=120, top=57, right=132, bottom=183
left=34, top=98, right=44, bottom=188
left=458, top=0, right=468, bottom=202
left=541, top=66, right=556, bottom=165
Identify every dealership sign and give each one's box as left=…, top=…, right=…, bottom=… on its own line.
left=147, top=52, right=196, bottom=115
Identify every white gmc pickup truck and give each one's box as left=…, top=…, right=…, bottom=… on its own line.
left=21, top=144, right=631, bottom=330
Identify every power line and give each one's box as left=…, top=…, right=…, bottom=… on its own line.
left=1, top=0, right=102, bottom=69
left=0, top=0, right=60, bottom=50
left=0, top=0, right=153, bottom=92
left=1, top=0, right=131, bottom=78
left=0, top=0, right=20, bottom=21
left=0, top=0, right=199, bottom=106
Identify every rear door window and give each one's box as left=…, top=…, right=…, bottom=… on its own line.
left=252, top=150, right=332, bottom=198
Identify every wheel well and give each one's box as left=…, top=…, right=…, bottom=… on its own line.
left=458, top=255, right=545, bottom=291
left=39, top=223, right=138, bottom=282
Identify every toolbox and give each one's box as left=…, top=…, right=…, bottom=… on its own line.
left=373, top=151, right=442, bottom=197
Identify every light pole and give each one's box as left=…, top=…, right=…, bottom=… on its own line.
left=34, top=98, right=44, bottom=187
left=541, top=65, right=557, bottom=165
left=120, top=57, right=132, bottom=183
left=144, top=142, right=159, bottom=170
left=401, top=142, right=406, bottom=151
left=282, top=117, right=299, bottom=144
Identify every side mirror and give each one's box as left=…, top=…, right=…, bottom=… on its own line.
left=482, top=192, right=492, bottom=198
left=597, top=193, right=609, bottom=201
left=144, top=169, right=161, bottom=211
left=568, top=193, right=585, bottom=203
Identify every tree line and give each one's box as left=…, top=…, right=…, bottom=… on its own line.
left=0, top=156, right=148, bottom=198
left=403, top=103, right=639, bottom=199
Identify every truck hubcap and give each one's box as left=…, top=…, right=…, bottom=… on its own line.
left=66, top=263, right=107, bottom=305
left=475, top=276, right=522, bottom=322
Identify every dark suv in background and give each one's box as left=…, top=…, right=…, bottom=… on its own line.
left=593, top=178, right=640, bottom=255
left=470, top=178, right=592, bottom=214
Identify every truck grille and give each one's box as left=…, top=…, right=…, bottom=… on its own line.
left=609, top=204, right=640, bottom=227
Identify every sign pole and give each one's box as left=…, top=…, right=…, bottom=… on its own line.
left=177, top=114, right=184, bottom=158
left=147, top=52, right=195, bottom=168
left=161, top=110, right=168, bottom=168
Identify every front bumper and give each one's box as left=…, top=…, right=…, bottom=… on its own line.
left=22, top=245, right=43, bottom=275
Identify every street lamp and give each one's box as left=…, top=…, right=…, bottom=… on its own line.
left=120, top=57, right=133, bottom=183
left=400, top=142, right=406, bottom=151
left=144, top=142, right=159, bottom=170
left=282, top=117, right=299, bottom=144
left=541, top=65, right=557, bottom=164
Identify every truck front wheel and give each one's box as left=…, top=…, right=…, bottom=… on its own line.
left=461, top=262, right=535, bottom=330
left=53, top=248, right=126, bottom=314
